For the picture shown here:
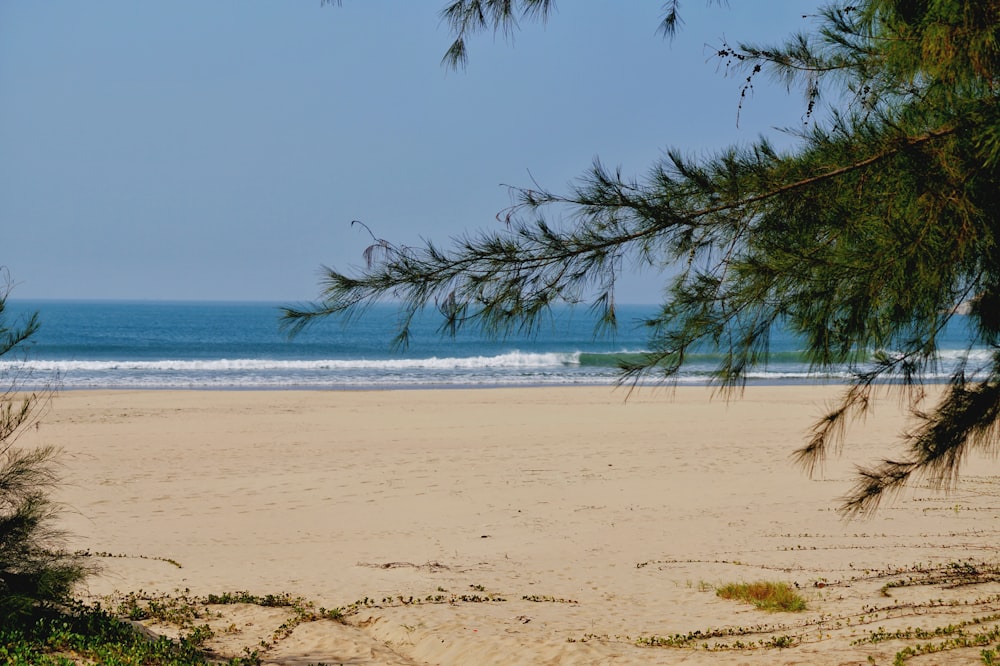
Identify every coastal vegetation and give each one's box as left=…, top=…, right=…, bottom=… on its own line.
left=288, top=1, right=1000, bottom=515
left=0, top=274, right=90, bottom=624
left=716, top=581, right=807, bottom=612
left=12, top=558, right=1000, bottom=663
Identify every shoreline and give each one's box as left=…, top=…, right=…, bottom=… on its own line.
left=27, top=375, right=933, bottom=392
left=26, top=385, right=1000, bottom=664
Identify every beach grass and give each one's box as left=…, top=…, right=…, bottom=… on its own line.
left=715, top=581, right=807, bottom=612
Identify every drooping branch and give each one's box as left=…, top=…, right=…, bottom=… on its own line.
left=796, top=261, right=986, bottom=471
left=841, top=376, right=1000, bottom=516
left=435, top=1, right=740, bottom=70
left=438, top=0, right=557, bottom=70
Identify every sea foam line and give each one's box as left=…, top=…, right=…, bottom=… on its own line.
left=1, top=351, right=582, bottom=372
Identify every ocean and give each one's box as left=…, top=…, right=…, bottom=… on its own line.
left=0, top=300, right=987, bottom=390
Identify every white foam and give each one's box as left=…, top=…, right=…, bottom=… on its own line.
left=1, top=351, right=582, bottom=373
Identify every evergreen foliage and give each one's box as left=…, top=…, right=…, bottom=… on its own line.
left=0, top=273, right=90, bottom=622
left=288, top=1, right=1000, bottom=514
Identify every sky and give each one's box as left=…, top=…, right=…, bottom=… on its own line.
left=1, top=1, right=819, bottom=304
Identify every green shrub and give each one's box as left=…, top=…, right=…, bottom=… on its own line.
left=716, top=581, right=807, bottom=612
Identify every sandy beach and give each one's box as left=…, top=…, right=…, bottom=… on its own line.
left=26, top=386, right=1000, bottom=664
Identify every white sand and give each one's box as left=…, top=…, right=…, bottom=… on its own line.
left=26, top=386, right=1000, bottom=664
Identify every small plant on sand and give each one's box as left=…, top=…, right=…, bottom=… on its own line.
left=716, top=581, right=806, bottom=613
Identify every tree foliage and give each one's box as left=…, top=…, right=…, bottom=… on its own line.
left=290, top=1, right=1000, bottom=515
left=0, top=272, right=90, bottom=621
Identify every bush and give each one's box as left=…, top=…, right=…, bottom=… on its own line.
left=716, top=581, right=807, bottom=612
left=0, top=273, right=91, bottom=623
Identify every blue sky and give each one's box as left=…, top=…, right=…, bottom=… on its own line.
left=2, top=1, right=817, bottom=303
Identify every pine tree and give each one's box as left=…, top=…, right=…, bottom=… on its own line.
left=0, top=273, right=90, bottom=620
left=288, top=1, right=1000, bottom=514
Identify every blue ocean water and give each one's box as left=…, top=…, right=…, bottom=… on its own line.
left=0, top=300, right=989, bottom=390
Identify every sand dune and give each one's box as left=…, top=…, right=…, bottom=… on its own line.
left=28, top=386, right=1000, bottom=664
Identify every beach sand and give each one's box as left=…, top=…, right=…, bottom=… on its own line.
left=26, top=386, right=1000, bottom=664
